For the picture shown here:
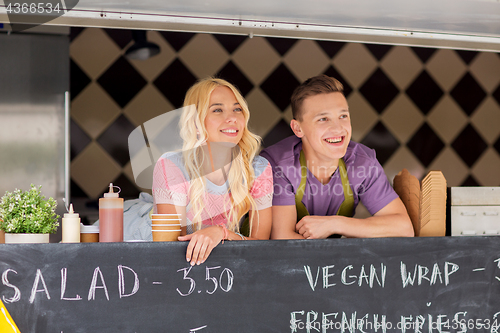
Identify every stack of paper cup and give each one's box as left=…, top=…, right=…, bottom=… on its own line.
left=151, top=214, right=181, bottom=241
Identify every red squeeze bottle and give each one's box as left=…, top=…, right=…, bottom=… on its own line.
left=99, top=183, right=124, bottom=242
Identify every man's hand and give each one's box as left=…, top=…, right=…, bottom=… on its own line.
left=296, top=215, right=338, bottom=239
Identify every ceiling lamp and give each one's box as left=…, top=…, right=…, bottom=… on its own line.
left=125, top=30, right=160, bottom=60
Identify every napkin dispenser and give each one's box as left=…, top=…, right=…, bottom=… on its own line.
left=451, top=187, right=500, bottom=236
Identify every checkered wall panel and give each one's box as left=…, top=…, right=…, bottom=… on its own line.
left=70, top=28, right=500, bottom=202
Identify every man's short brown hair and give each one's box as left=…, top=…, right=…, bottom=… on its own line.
left=291, top=75, right=344, bottom=121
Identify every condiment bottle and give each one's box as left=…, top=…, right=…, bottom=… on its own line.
left=99, top=183, right=124, bottom=242
left=62, top=203, right=81, bottom=243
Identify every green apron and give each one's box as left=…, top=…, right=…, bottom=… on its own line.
left=295, top=150, right=354, bottom=227
left=241, top=150, right=354, bottom=237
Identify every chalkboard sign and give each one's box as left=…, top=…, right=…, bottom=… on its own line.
left=1, top=237, right=500, bottom=332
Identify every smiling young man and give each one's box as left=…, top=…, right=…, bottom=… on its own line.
left=260, top=75, right=414, bottom=239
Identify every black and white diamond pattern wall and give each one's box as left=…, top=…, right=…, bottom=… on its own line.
left=70, top=28, right=500, bottom=202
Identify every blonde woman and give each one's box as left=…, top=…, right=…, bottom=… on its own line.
left=152, top=78, right=273, bottom=266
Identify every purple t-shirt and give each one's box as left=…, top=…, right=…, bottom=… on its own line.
left=260, top=136, right=398, bottom=216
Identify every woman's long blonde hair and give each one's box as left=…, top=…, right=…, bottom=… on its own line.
left=180, top=77, right=262, bottom=234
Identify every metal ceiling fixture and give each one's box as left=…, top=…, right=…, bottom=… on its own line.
left=125, top=30, right=160, bottom=60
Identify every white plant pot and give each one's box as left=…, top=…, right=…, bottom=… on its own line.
left=4, top=233, right=50, bottom=244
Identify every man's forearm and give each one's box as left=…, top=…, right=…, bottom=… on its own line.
left=334, top=214, right=414, bottom=238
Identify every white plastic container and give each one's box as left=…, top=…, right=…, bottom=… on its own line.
left=62, top=203, right=81, bottom=243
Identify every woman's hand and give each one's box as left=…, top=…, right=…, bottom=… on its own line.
left=178, top=226, right=225, bottom=266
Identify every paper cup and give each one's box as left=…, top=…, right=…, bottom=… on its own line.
left=152, top=225, right=181, bottom=231
left=150, top=223, right=181, bottom=226
left=152, top=219, right=181, bottom=226
left=151, top=227, right=181, bottom=232
left=152, top=223, right=181, bottom=227
left=152, top=229, right=180, bottom=242
left=153, top=224, right=180, bottom=229
left=152, top=214, right=181, bottom=219
left=80, top=224, right=99, bottom=243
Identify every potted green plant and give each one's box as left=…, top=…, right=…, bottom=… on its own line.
left=0, top=185, right=59, bottom=244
